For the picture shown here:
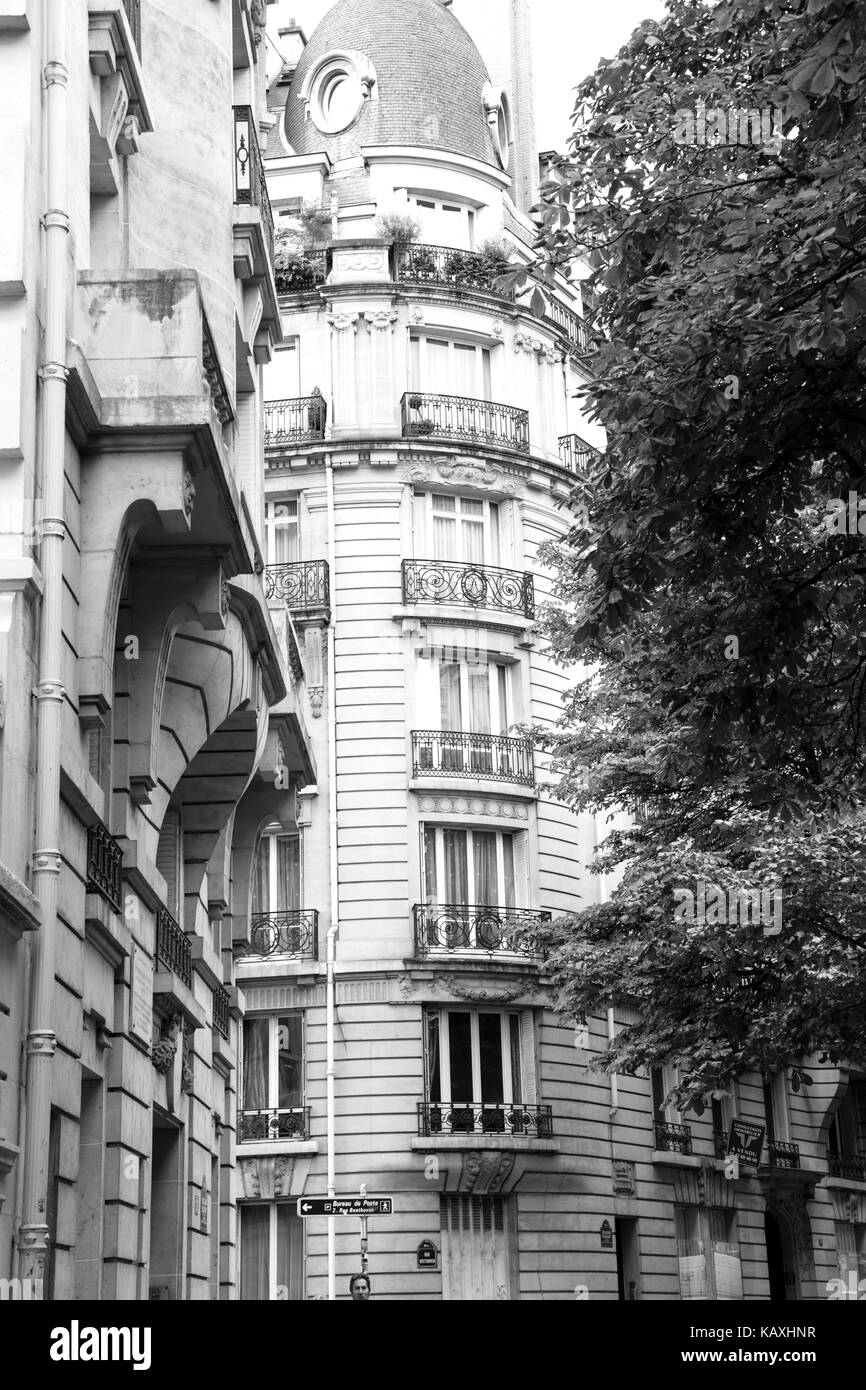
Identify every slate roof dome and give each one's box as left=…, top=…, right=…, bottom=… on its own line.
left=284, top=0, right=502, bottom=168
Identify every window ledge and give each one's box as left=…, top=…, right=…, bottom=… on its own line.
left=411, top=1136, right=559, bottom=1154
left=236, top=1139, right=319, bottom=1158
left=409, top=775, right=536, bottom=802
left=651, top=1150, right=703, bottom=1169
left=818, top=1175, right=866, bottom=1193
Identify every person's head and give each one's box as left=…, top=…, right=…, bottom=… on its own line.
left=349, top=1273, right=371, bottom=1300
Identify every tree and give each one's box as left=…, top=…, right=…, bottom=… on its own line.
left=521, top=0, right=866, bottom=1108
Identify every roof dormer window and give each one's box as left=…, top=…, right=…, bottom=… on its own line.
left=301, top=50, right=377, bottom=135
left=483, top=83, right=512, bottom=170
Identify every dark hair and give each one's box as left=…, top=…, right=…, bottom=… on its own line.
left=349, top=1272, right=371, bottom=1292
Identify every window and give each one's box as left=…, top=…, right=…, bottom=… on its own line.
left=240, top=1205, right=304, bottom=1300
left=440, top=1196, right=513, bottom=1300
left=416, top=651, right=510, bottom=735
left=425, top=1007, right=536, bottom=1133
left=252, top=828, right=301, bottom=916
left=407, top=195, right=477, bottom=249
left=422, top=825, right=521, bottom=912
left=410, top=335, right=492, bottom=401
left=304, top=52, right=376, bottom=135
left=675, top=1207, right=743, bottom=1300
left=265, top=501, right=300, bottom=567
left=829, top=1082, right=866, bottom=1158
left=764, top=1072, right=791, bottom=1145
left=414, top=491, right=501, bottom=566
left=241, top=1014, right=304, bottom=1137
left=270, top=338, right=301, bottom=400
left=835, top=1222, right=866, bottom=1287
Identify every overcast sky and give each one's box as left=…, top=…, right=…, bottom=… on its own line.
left=274, top=0, right=669, bottom=151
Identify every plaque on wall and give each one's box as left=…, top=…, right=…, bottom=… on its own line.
left=130, top=944, right=152, bottom=1046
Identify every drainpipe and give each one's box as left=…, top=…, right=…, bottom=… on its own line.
left=325, top=450, right=338, bottom=1300
left=18, top=0, right=69, bottom=1281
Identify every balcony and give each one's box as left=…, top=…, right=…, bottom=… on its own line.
left=828, top=1152, right=866, bottom=1182
left=655, top=1121, right=693, bottom=1155
left=394, top=242, right=514, bottom=299
left=238, top=1107, right=311, bottom=1143
left=543, top=298, right=594, bottom=355
left=264, top=560, right=330, bottom=618
left=402, top=558, right=534, bottom=620
left=558, top=433, right=602, bottom=474
left=156, top=906, right=192, bottom=989
left=275, top=249, right=330, bottom=296
left=85, top=820, right=123, bottom=915
left=265, top=396, right=327, bottom=446
left=401, top=392, right=530, bottom=455
left=412, top=731, right=534, bottom=787
left=212, top=984, right=230, bottom=1040
left=414, top=904, right=548, bottom=957
left=238, top=910, right=319, bottom=963
left=763, top=1141, right=800, bottom=1169
left=418, top=1101, right=553, bottom=1138
left=233, top=105, right=275, bottom=264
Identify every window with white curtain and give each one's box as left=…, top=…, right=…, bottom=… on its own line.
left=251, top=829, right=301, bottom=915
left=675, top=1207, right=743, bottom=1300
left=265, top=500, right=300, bottom=567
left=239, top=1204, right=304, bottom=1301
left=269, top=337, right=301, bottom=400
left=422, top=825, right=521, bottom=909
left=416, top=651, right=510, bottom=734
left=407, top=196, right=476, bottom=249
left=415, top=491, right=501, bottom=566
left=242, top=1014, right=304, bottom=1114
left=410, top=335, right=492, bottom=400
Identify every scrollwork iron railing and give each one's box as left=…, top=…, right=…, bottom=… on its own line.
left=212, top=984, right=230, bottom=1040
left=418, top=1101, right=553, bottom=1138
left=264, top=560, right=330, bottom=614
left=543, top=297, right=594, bottom=355
left=394, top=242, right=515, bottom=299
left=401, top=391, right=530, bottom=454
left=413, top=904, right=548, bottom=956
left=238, top=1107, right=311, bottom=1143
left=123, top=0, right=141, bottom=52
left=558, top=433, right=602, bottom=474
left=412, top=730, right=534, bottom=786
left=828, top=1151, right=866, bottom=1181
left=765, top=1141, right=800, bottom=1169
left=233, top=105, right=275, bottom=263
left=402, top=558, right=534, bottom=619
left=156, top=906, right=192, bottom=988
left=85, top=820, right=124, bottom=914
left=275, top=249, right=330, bottom=295
left=654, top=1121, right=693, bottom=1155
left=239, top=910, right=319, bottom=961
left=265, top=396, right=327, bottom=445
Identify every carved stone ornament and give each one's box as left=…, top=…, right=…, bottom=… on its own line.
left=151, top=1015, right=182, bottom=1075
left=326, top=311, right=360, bottom=333
left=181, top=1021, right=194, bottom=1094
left=182, top=470, right=196, bottom=518
left=308, top=687, right=324, bottom=719
left=401, top=458, right=523, bottom=499
left=365, top=308, right=398, bottom=332
left=417, top=795, right=529, bottom=822
left=458, top=1151, right=516, bottom=1194
left=449, top=977, right=538, bottom=1003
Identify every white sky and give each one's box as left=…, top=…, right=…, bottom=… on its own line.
left=273, top=0, right=669, bottom=151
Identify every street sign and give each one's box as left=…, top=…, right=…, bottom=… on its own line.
left=296, top=1196, right=393, bottom=1218
left=727, top=1120, right=765, bottom=1164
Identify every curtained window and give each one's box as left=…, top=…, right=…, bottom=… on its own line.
left=240, top=1205, right=304, bottom=1301
left=242, top=1014, right=304, bottom=1113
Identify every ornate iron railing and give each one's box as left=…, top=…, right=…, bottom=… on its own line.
left=394, top=242, right=515, bottom=298
left=238, top=1107, right=311, bottom=1143
left=543, top=297, right=594, bottom=355
left=233, top=105, right=275, bottom=263
left=558, top=433, right=601, bottom=474
left=85, top=820, right=123, bottom=914
left=156, top=906, right=192, bottom=988
left=413, top=904, right=548, bottom=956
left=713, top=1129, right=728, bottom=1159
left=402, top=558, right=534, bottom=619
left=264, top=560, right=330, bottom=615
left=265, top=396, right=327, bottom=445
left=275, top=249, right=330, bottom=295
left=239, top=910, right=319, bottom=961
left=829, top=1151, right=866, bottom=1181
left=765, top=1141, right=800, bottom=1169
left=654, top=1121, right=693, bottom=1155
left=202, top=310, right=233, bottom=426
left=412, top=730, right=534, bottom=787
left=123, top=0, right=141, bottom=52
left=212, top=984, right=230, bottom=1040
left=401, top=392, right=530, bottom=454
left=418, top=1101, right=553, bottom=1138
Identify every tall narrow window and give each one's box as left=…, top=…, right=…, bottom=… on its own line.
left=266, top=501, right=300, bottom=566
left=422, top=493, right=501, bottom=566
left=422, top=825, right=521, bottom=911
left=241, top=1014, right=305, bottom=1141
left=424, top=1008, right=538, bottom=1135
left=240, top=1205, right=304, bottom=1300
left=252, top=830, right=301, bottom=915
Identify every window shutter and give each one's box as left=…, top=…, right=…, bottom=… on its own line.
left=511, top=832, right=529, bottom=908
left=519, top=1010, right=537, bottom=1105
left=157, top=811, right=180, bottom=917
left=415, top=654, right=440, bottom=733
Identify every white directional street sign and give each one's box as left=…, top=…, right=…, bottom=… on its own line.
left=296, top=1196, right=394, bottom=1217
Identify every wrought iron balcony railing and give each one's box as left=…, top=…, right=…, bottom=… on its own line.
left=239, top=910, right=319, bottom=962
left=213, top=984, right=230, bottom=1040
left=764, top=1141, right=800, bottom=1169
left=238, top=1107, right=311, bottom=1143
left=275, top=249, right=330, bottom=295
left=123, top=0, right=141, bottom=52
left=558, top=433, right=602, bottom=474
left=403, top=558, right=535, bottom=619
left=412, top=730, right=534, bottom=787
left=654, top=1121, right=693, bottom=1155
left=85, top=820, right=124, bottom=914
left=264, top=560, right=330, bottom=615
left=265, top=396, right=327, bottom=445
left=543, top=297, right=594, bottom=355
left=394, top=242, right=515, bottom=299
left=828, top=1151, right=866, bottom=1181
left=414, top=904, right=549, bottom=957
left=418, top=1101, right=553, bottom=1138
left=233, top=105, right=275, bottom=263
left=156, top=906, right=192, bottom=989
left=401, top=391, right=530, bottom=454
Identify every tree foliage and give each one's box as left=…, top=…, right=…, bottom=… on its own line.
left=526, top=0, right=866, bottom=1107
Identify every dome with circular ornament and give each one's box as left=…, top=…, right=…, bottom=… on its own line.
left=284, top=0, right=511, bottom=170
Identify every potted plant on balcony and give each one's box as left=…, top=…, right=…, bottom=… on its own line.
left=476, top=236, right=516, bottom=294
left=274, top=202, right=332, bottom=293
